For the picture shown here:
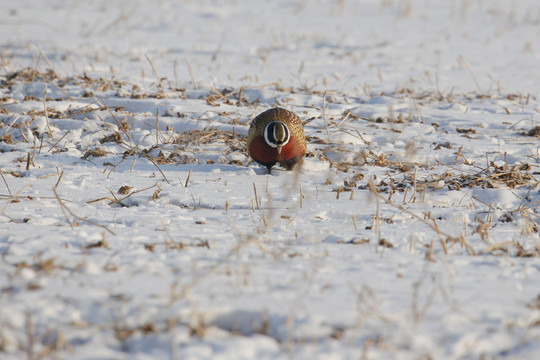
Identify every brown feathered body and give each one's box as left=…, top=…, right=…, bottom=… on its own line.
left=246, top=108, right=307, bottom=171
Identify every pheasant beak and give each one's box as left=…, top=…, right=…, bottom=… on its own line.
left=277, top=145, right=282, bottom=154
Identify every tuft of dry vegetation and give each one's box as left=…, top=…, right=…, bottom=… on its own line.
left=521, top=125, right=540, bottom=137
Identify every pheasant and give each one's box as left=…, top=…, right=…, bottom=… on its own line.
left=246, top=108, right=307, bottom=172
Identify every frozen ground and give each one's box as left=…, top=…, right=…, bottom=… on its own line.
left=1, top=0, right=539, bottom=359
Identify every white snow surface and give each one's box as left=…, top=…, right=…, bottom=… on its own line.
left=1, top=0, right=540, bottom=359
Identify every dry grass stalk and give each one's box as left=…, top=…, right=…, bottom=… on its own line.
left=411, top=96, right=423, bottom=123
left=253, top=182, right=260, bottom=210
left=185, top=170, right=192, bottom=188
left=151, top=188, right=161, bottom=201
left=185, top=59, right=198, bottom=90
left=425, top=239, right=435, bottom=261
left=43, top=84, right=55, bottom=141
left=99, top=97, right=132, bottom=144
left=373, top=182, right=381, bottom=241
left=480, top=241, right=515, bottom=255
left=155, top=109, right=160, bottom=145
left=53, top=171, right=115, bottom=234
left=439, top=237, right=449, bottom=255
left=299, top=184, right=304, bottom=208
left=145, top=156, right=170, bottom=184
left=0, top=183, right=31, bottom=218
left=322, top=91, right=331, bottom=141
left=145, top=54, right=164, bottom=92
left=368, top=178, right=476, bottom=255
left=460, top=55, right=482, bottom=93
left=25, top=312, right=35, bottom=360
left=411, top=264, right=438, bottom=325
left=46, top=130, right=71, bottom=153
left=1, top=171, right=13, bottom=197
left=25, top=152, right=35, bottom=170
left=99, top=125, right=171, bottom=181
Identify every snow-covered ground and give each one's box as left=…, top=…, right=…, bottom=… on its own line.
left=1, top=0, right=539, bottom=358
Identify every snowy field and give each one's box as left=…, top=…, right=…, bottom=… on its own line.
left=1, top=0, right=539, bottom=359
